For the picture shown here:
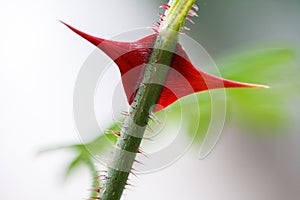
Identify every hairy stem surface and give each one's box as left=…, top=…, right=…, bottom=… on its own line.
left=100, top=1, right=196, bottom=199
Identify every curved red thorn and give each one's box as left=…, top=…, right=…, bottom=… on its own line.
left=63, top=24, right=268, bottom=112
left=60, top=21, right=104, bottom=46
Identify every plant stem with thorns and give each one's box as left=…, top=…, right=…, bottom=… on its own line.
left=100, top=1, right=197, bottom=199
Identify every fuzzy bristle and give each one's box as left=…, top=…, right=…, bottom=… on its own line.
left=159, top=4, right=170, bottom=10
left=149, top=112, right=161, bottom=124
left=105, top=130, right=121, bottom=137
left=121, top=111, right=129, bottom=116
left=134, top=159, right=144, bottom=165
left=192, top=4, right=199, bottom=11
left=146, top=125, right=153, bottom=133
left=89, top=188, right=101, bottom=193
left=183, top=26, right=191, bottom=31
left=188, top=9, right=199, bottom=17
left=90, top=197, right=101, bottom=200
left=186, top=17, right=195, bottom=24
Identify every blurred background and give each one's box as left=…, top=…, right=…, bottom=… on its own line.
left=0, top=0, right=299, bottom=199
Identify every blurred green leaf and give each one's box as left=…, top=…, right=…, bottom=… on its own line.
left=41, top=124, right=118, bottom=179
left=217, top=47, right=296, bottom=82
left=218, top=47, right=298, bottom=131
left=65, top=153, right=85, bottom=178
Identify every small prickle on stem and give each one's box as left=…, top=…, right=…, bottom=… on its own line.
left=89, top=188, right=101, bottom=193
left=192, top=4, right=199, bottom=11
left=186, top=17, right=195, bottom=24
left=159, top=4, right=170, bottom=10
left=105, top=130, right=121, bottom=137
left=146, top=125, right=154, bottom=133
left=149, top=112, right=161, bottom=124
left=188, top=9, right=198, bottom=17
left=184, top=26, right=191, bottom=31
left=121, top=111, right=129, bottom=116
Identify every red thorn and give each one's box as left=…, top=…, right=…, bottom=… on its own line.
left=60, top=21, right=104, bottom=46
left=65, top=25, right=269, bottom=113
left=160, top=4, right=170, bottom=9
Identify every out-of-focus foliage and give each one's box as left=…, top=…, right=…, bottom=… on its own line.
left=219, top=47, right=298, bottom=131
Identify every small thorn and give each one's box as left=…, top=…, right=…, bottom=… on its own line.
left=126, top=180, right=135, bottom=186
left=158, top=13, right=165, bottom=17
left=160, top=4, right=170, bottom=10
left=146, top=125, right=153, bottom=133
left=137, top=147, right=149, bottom=158
left=143, top=137, right=153, bottom=141
left=151, top=28, right=158, bottom=33
left=89, top=188, right=100, bottom=193
left=121, top=111, right=129, bottom=116
left=184, top=26, right=191, bottom=31
left=192, top=4, right=199, bottom=11
left=118, top=137, right=126, bottom=141
left=130, top=170, right=139, bottom=178
left=149, top=115, right=159, bottom=124
left=105, top=130, right=121, bottom=137
left=158, top=13, right=166, bottom=21
left=186, top=17, right=195, bottom=24
left=134, top=159, right=144, bottom=165
left=149, top=112, right=161, bottom=124
left=131, top=167, right=137, bottom=171
left=188, top=10, right=198, bottom=17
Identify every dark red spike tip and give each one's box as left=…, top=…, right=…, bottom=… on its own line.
left=60, top=21, right=104, bottom=46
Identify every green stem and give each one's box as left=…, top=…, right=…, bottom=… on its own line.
left=100, top=1, right=196, bottom=199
